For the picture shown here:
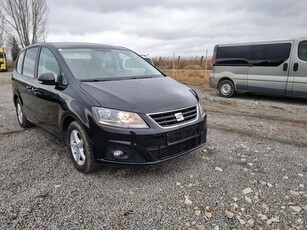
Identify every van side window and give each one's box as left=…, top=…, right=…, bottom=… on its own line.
left=216, top=46, right=250, bottom=65
left=16, top=51, right=25, bottom=73
left=23, top=48, right=39, bottom=77
left=298, top=41, right=307, bottom=62
left=250, top=43, right=291, bottom=67
left=38, top=48, right=60, bottom=78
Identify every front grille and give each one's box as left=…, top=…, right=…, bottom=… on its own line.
left=149, top=136, right=201, bottom=160
left=148, top=106, right=198, bottom=127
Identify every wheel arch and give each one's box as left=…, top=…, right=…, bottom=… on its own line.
left=13, top=93, right=22, bottom=106
left=61, top=115, right=78, bottom=145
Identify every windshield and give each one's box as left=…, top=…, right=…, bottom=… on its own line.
left=59, top=48, right=163, bottom=81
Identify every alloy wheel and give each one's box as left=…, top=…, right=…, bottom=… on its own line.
left=17, top=103, right=23, bottom=124
left=70, top=130, right=86, bottom=166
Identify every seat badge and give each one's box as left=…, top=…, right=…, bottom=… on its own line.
left=174, top=112, right=184, bottom=122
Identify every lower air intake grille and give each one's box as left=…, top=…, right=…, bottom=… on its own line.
left=149, top=136, right=201, bottom=160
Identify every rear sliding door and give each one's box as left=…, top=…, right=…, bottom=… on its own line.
left=248, top=42, right=293, bottom=94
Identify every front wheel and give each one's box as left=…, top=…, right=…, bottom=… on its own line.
left=67, top=121, right=97, bottom=173
left=218, top=80, right=235, bottom=98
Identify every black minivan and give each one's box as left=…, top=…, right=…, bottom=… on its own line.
left=12, top=42, right=207, bottom=173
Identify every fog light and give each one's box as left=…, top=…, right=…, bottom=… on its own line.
left=112, top=150, right=129, bottom=160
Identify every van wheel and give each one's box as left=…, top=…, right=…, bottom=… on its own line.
left=15, top=99, right=34, bottom=128
left=218, top=80, right=235, bottom=97
left=67, top=121, right=97, bottom=173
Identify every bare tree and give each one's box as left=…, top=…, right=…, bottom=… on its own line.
left=0, top=15, right=6, bottom=47
left=0, top=0, right=48, bottom=48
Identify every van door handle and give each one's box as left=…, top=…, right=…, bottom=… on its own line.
left=293, top=63, right=298, bottom=71
left=283, top=63, right=288, bottom=71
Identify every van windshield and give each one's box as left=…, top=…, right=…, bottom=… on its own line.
left=59, top=48, right=163, bottom=81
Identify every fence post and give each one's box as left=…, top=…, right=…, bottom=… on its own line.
left=205, top=49, right=208, bottom=70
left=173, top=52, right=175, bottom=77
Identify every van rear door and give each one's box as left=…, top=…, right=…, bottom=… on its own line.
left=288, top=39, right=307, bottom=97
left=248, top=42, right=293, bottom=94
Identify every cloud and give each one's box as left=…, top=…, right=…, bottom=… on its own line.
left=46, top=0, right=307, bottom=56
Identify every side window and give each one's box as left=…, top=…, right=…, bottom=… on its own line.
left=23, top=48, right=39, bottom=77
left=38, top=48, right=59, bottom=77
left=16, top=51, right=25, bottom=73
left=250, top=45, right=269, bottom=61
left=216, top=46, right=250, bottom=65
left=298, top=41, right=307, bottom=62
left=250, top=43, right=291, bottom=66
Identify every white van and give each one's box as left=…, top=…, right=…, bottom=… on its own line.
left=209, top=38, right=307, bottom=98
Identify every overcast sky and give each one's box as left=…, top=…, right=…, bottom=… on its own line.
left=46, top=0, right=307, bottom=57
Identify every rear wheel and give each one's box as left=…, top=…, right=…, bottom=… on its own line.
left=15, top=99, right=34, bottom=128
left=218, top=80, right=235, bottom=98
left=67, top=121, right=97, bottom=173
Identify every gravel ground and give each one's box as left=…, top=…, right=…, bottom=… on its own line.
left=0, top=72, right=306, bottom=229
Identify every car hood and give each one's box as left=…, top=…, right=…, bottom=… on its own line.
left=80, top=77, right=197, bottom=114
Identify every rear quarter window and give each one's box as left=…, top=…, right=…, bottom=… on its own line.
left=216, top=46, right=250, bottom=65
left=16, top=51, right=26, bottom=73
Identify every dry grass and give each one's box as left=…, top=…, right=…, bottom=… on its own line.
left=163, top=70, right=212, bottom=91
left=153, top=56, right=213, bottom=91
left=152, top=56, right=211, bottom=70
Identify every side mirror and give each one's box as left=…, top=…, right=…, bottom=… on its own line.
left=38, top=72, right=57, bottom=85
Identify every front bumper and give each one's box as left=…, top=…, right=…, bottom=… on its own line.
left=87, top=116, right=207, bottom=165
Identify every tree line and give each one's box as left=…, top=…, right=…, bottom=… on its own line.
left=0, top=0, right=48, bottom=61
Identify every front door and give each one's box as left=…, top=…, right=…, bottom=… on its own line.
left=33, top=47, right=63, bottom=136
left=288, top=39, right=307, bottom=97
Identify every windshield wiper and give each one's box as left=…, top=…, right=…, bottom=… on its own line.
left=131, top=76, right=153, bottom=79
left=81, top=79, right=111, bottom=82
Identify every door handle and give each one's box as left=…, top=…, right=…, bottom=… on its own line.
left=293, top=63, right=298, bottom=71
left=283, top=63, right=288, bottom=71
left=26, top=85, right=37, bottom=92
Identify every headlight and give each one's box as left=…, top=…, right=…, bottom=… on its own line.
left=92, top=107, right=149, bottom=128
left=198, top=101, right=206, bottom=117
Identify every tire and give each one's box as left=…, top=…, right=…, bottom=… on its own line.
left=218, top=80, right=235, bottom=98
left=15, top=99, right=34, bottom=128
left=67, top=121, right=97, bottom=173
